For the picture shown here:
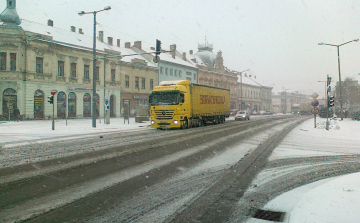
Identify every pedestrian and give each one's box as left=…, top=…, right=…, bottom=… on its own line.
left=14, top=107, right=20, bottom=122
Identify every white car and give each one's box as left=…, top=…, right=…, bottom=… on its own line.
left=235, top=111, right=250, bottom=121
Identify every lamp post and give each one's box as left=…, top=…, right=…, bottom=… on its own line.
left=79, top=6, right=111, bottom=128
left=318, top=39, right=359, bottom=120
left=238, top=69, right=249, bottom=111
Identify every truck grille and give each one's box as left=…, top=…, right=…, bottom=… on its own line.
left=154, top=110, right=175, bottom=120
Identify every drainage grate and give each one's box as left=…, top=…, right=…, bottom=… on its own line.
left=253, top=209, right=285, bottom=222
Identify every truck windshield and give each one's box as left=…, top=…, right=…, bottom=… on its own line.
left=149, top=91, right=179, bottom=105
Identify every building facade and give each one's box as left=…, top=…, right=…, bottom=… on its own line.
left=0, top=1, right=157, bottom=120
left=190, top=43, right=238, bottom=109
left=238, top=76, right=272, bottom=112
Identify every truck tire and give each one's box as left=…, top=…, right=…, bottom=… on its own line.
left=182, top=118, right=188, bottom=129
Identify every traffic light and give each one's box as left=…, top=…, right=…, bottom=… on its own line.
left=153, top=39, right=161, bottom=63
left=327, top=76, right=332, bottom=86
left=48, top=95, right=54, bottom=104
left=328, top=96, right=335, bottom=107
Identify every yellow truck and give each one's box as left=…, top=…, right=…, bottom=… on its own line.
left=149, top=80, right=230, bottom=129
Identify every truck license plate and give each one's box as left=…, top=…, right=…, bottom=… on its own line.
left=160, top=121, right=168, bottom=123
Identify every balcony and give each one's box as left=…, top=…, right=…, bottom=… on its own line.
left=56, top=76, right=66, bottom=82
left=69, top=76, right=78, bottom=83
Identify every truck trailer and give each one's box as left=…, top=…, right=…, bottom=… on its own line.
left=149, top=80, right=230, bottom=129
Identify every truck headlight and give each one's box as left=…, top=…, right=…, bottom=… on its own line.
left=173, top=120, right=179, bottom=125
left=151, top=120, right=155, bottom=125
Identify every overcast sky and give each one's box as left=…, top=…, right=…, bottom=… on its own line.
left=3, top=0, right=360, bottom=98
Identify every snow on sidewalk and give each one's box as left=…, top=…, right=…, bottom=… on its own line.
left=245, top=117, right=360, bottom=223
left=0, top=118, right=150, bottom=146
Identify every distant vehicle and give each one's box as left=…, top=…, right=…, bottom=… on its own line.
left=266, top=111, right=273, bottom=115
left=149, top=80, right=230, bottom=129
left=259, top=111, right=266, bottom=115
left=230, top=109, right=238, bottom=116
left=235, top=111, right=250, bottom=121
left=135, top=105, right=150, bottom=123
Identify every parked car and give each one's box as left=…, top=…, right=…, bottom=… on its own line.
left=259, top=111, right=266, bottom=115
left=230, top=109, right=238, bottom=116
left=235, top=111, right=250, bottom=121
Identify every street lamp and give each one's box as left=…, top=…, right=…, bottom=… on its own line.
left=238, top=69, right=249, bottom=111
left=318, top=39, right=359, bottom=120
left=79, top=6, right=111, bottom=128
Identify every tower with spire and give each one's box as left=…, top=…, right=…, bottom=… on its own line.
left=0, top=0, right=21, bottom=26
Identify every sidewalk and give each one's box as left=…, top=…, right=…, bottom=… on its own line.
left=246, top=117, right=360, bottom=223
left=0, top=117, right=150, bottom=147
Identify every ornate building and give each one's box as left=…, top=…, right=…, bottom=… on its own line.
left=189, top=42, right=238, bottom=109
left=0, top=0, right=157, bottom=120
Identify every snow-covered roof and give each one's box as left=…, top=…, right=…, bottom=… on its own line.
left=159, top=51, right=197, bottom=68
left=239, top=76, right=264, bottom=87
left=18, top=19, right=156, bottom=68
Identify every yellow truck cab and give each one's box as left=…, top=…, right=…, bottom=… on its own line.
left=149, top=80, right=230, bottom=129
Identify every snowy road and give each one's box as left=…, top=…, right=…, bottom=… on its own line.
left=0, top=115, right=307, bottom=222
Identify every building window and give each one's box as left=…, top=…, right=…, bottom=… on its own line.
left=70, top=63, right=76, bottom=78
left=95, top=66, right=99, bottom=80
left=150, top=79, right=154, bottom=90
left=36, top=57, right=43, bottom=74
left=125, top=75, right=129, bottom=88
left=160, top=67, right=164, bottom=74
left=175, top=70, right=177, bottom=77
left=141, top=78, right=145, bottom=89
left=186, top=71, right=192, bottom=76
left=179, top=70, right=182, bottom=77
left=165, top=68, right=168, bottom=75
left=135, top=100, right=139, bottom=107
left=0, top=52, right=6, bottom=70
left=135, top=76, right=139, bottom=89
left=111, top=69, right=116, bottom=81
left=84, top=65, right=90, bottom=79
left=10, top=53, right=16, bottom=71
left=194, top=73, right=197, bottom=80
left=170, top=68, right=173, bottom=76
left=58, top=61, right=65, bottom=76
left=186, top=77, right=192, bottom=81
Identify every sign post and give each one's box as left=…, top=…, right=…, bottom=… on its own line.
left=51, top=88, right=57, bottom=130
left=311, top=92, right=319, bottom=129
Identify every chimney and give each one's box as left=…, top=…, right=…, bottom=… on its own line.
left=170, top=44, right=176, bottom=59
left=108, top=37, right=113, bottom=46
left=182, top=52, right=186, bottom=61
left=117, top=39, right=120, bottom=47
left=98, top=31, right=104, bottom=42
left=71, top=26, right=76, bottom=32
left=125, top=42, right=131, bottom=49
left=79, top=28, right=84, bottom=35
left=47, top=19, right=53, bottom=27
left=150, top=47, right=155, bottom=51
left=134, top=41, right=142, bottom=50
left=189, top=50, right=193, bottom=55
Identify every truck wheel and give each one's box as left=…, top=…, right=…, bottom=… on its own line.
left=182, top=118, right=188, bottom=129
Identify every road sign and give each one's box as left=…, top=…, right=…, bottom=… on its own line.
left=51, top=88, right=57, bottom=96
left=311, top=99, right=319, bottom=107
left=311, top=107, right=319, bottom=114
left=105, top=98, right=109, bottom=105
left=311, top=92, right=319, bottom=99
left=327, top=86, right=331, bottom=93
